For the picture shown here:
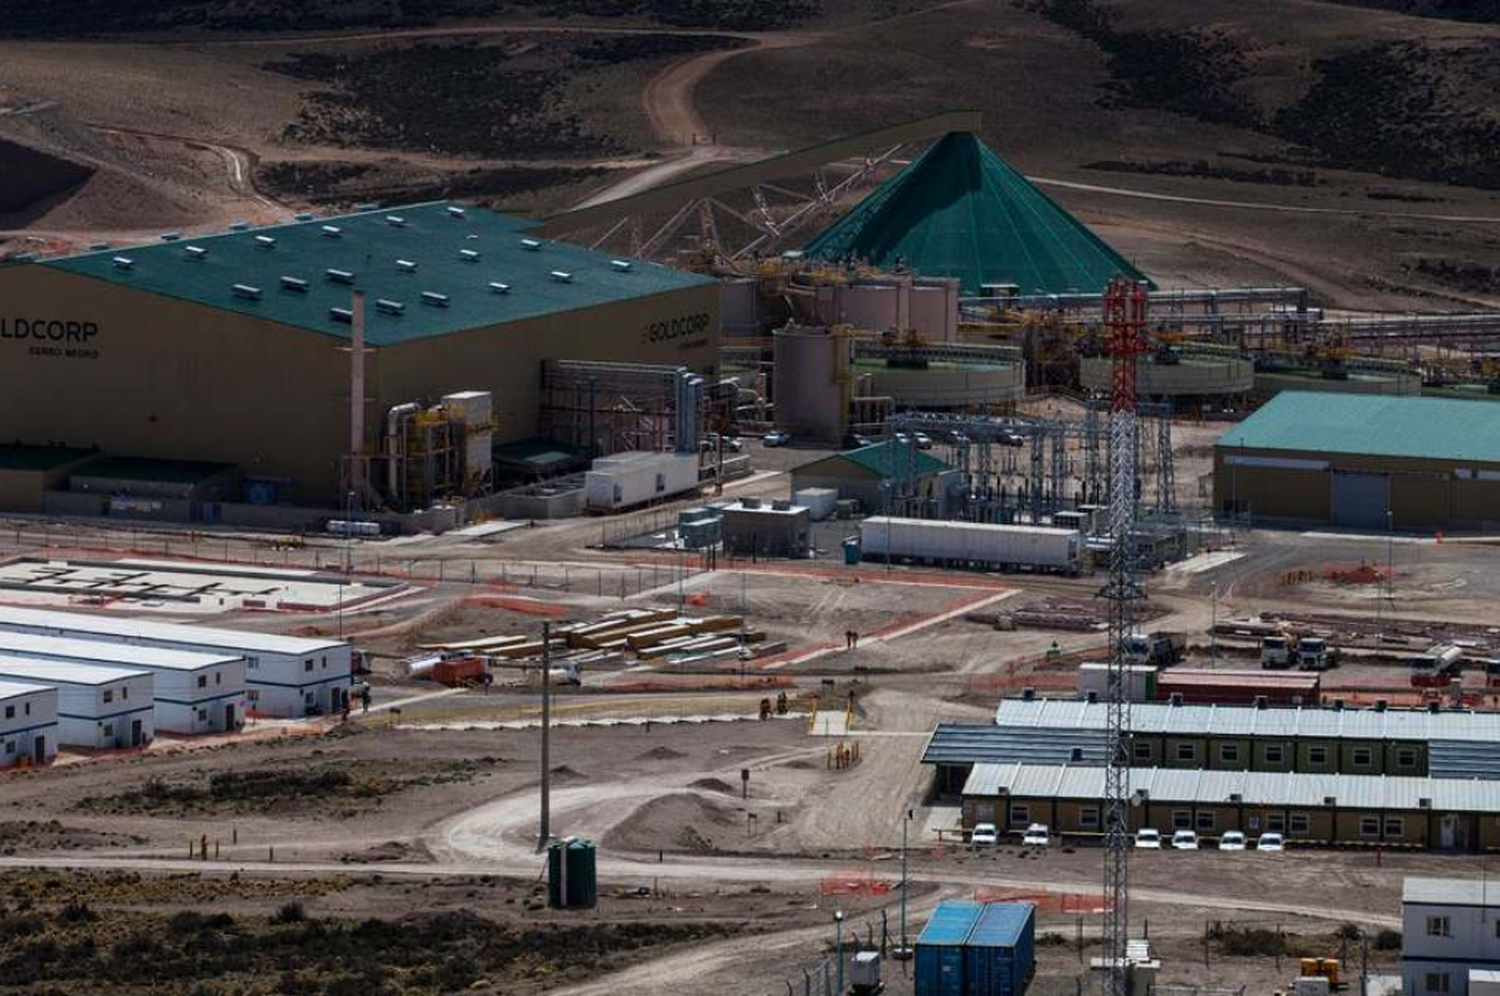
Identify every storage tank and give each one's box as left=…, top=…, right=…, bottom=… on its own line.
left=838, top=282, right=900, bottom=332
left=1080, top=346, right=1255, bottom=402
left=915, top=900, right=984, bottom=996
left=910, top=278, right=960, bottom=342
left=772, top=324, right=852, bottom=444
left=546, top=837, right=598, bottom=909
left=720, top=278, right=760, bottom=336
left=963, top=902, right=1036, bottom=996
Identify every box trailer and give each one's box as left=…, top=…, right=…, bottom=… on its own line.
left=860, top=518, right=1082, bottom=574
left=585, top=451, right=701, bottom=512
left=916, top=900, right=984, bottom=996
left=0, top=681, right=58, bottom=767
left=964, top=902, right=1036, bottom=996
left=0, top=657, right=153, bottom=748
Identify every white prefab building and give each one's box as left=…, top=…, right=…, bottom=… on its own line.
left=0, top=606, right=351, bottom=718
left=585, top=451, right=701, bottom=511
left=0, top=681, right=58, bottom=767
left=1403, top=877, right=1500, bottom=996
left=0, top=657, right=153, bottom=748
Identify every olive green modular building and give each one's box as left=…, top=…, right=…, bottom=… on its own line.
left=0, top=203, right=719, bottom=512
left=1213, top=392, right=1500, bottom=531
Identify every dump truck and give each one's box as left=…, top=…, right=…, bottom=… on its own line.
left=1124, top=631, right=1185, bottom=667
left=1295, top=637, right=1337, bottom=671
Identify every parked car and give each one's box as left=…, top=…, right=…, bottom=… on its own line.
left=1021, top=823, right=1051, bottom=847
left=1134, top=828, right=1162, bottom=849
left=1171, top=830, right=1200, bottom=850
left=1255, top=832, right=1286, bottom=852
left=1218, top=831, right=1247, bottom=851
left=970, top=822, right=999, bottom=848
left=843, top=433, right=874, bottom=450
left=762, top=431, right=790, bottom=448
left=913, top=432, right=934, bottom=451
left=705, top=433, right=743, bottom=453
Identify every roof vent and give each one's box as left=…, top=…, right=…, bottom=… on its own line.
left=326, top=269, right=356, bottom=285
left=1323, top=796, right=1337, bottom=806
left=160, top=231, right=181, bottom=242
left=610, top=259, right=632, bottom=272
left=294, top=211, right=315, bottom=222
left=229, top=221, right=250, bottom=231
left=184, top=245, right=208, bottom=260
left=321, top=225, right=343, bottom=238
left=12, top=252, right=39, bottom=262
left=112, top=256, right=135, bottom=270
left=1428, top=700, right=1441, bottom=714
left=330, top=307, right=353, bottom=324
left=1333, top=698, right=1345, bottom=711
left=1021, top=686, right=1036, bottom=701
left=1253, top=695, right=1268, bottom=710
left=520, top=238, right=542, bottom=251
left=375, top=298, right=405, bottom=315
left=1085, top=690, right=1098, bottom=704
left=255, top=235, right=277, bottom=249
left=280, top=276, right=309, bottom=293
left=1229, top=793, right=1243, bottom=803
left=488, top=282, right=511, bottom=295
left=1418, top=797, right=1431, bottom=809
left=550, top=270, right=573, bottom=283
left=1070, top=747, right=1085, bottom=763
left=385, top=215, right=406, bottom=227
left=354, top=202, right=380, bottom=212
left=88, top=241, right=110, bottom=251
left=1168, top=692, right=1184, bottom=707
left=1374, top=699, right=1388, bottom=712
left=421, top=291, right=450, bottom=308
left=232, top=283, right=262, bottom=300
left=396, top=259, right=418, bottom=273
left=459, top=249, right=480, bottom=262
left=446, top=205, right=466, bottom=218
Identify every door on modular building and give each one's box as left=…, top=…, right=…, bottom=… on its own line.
left=131, top=719, right=144, bottom=747
left=1331, top=473, right=1390, bottom=530
left=1438, top=814, right=1471, bottom=851
left=32, top=735, right=44, bottom=765
left=224, top=703, right=236, bottom=730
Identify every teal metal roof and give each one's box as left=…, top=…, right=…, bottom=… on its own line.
left=843, top=439, right=948, bottom=477
left=803, top=132, right=1152, bottom=296
left=40, top=203, right=714, bottom=346
left=1217, top=392, right=1500, bottom=464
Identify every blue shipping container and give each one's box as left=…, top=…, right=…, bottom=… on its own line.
left=915, top=900, right=985, bottom=996
left=964, top=902, right=1037, bottom=996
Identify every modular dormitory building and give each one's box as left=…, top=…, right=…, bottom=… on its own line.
left=0, top=657, right=153, bottom=748
left=960, top=762, right=1500, bottom=851
left=0, top=606, right=350, bottom=718
left=0, top=681, right=58, bottom=767
left=0, top=630, right=243, bottom=734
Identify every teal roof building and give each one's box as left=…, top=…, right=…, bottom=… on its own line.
left=803, top=132, right=1151, bottom=296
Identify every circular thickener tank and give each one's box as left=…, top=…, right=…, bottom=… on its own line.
left=854, top=357, right=1025, bottom=408
left=773, top=324, right=850, bottom=443
left=1080, top=353, right=1256, bottom=397
left=1254, top=367, right=1422, bottom=397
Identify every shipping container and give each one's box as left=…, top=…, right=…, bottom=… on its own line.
left=1076, top=663, right=1156, bottom=703
left=794, top=487, right=839, bottom=522
left=1155, top=668, right=1319, bottom=706
left=964, top=903, right=1036, bottom=996
left=585, top=452, right=701, bottom=511
left=428, top=656, right=488, bottom=687
left=860, top=518, right=1082, bottom=574
left=916, top=900, right=984, bottom=996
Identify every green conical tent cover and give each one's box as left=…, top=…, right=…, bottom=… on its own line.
left=803, top=132, right=1151, bottom=296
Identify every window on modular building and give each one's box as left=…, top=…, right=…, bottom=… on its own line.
left=103, top=690, right=113, bottom=704
left=248, top=658, right=259, bottom=670
left=215, top=673, right=221, bottom=685
left=1352, top=747, right=1373, bottom=766
left=1266, top=814, right=1286, bottom=832
left=1360, top=817, right=1380, bottom=837
left=1196, top=812, right=1216, bottom=831
left=655, top=473, right=666, bottom=493
left=1175, top=743, right=1196, bottom=761
left=305, top=659, right=314, bottom=672
left=1079, top=807, right=1100, bottom=829
left=103, top=724, right=113, bottom=738
left=1265, top=745, right=1284, bottom=764
left=1010, top=805, right=1030, bottom=825
left=122, top=687, right=128, bottom=699
left=1172, top=810, right=1192, bottom=829
left=197, top=675, right=207, bottom=689
left=249, top=690, right=259, bottom=702
left=1385, top=818, right=1404, bottom=837
left=322, top=656, right=328, bottom=669
left=197, top=709, right=207, bottom=721
left=1426, top=917, right=1451, bottom=938
left=1426, top=971, right=1451, bottom=995
left=1308, top=746, right=1328, bottom=765
left=3, top=706, right=12, bottom=719
left=1220, top=744, right=1239, bottom=763
left=1133, top=742, right=1152, bottom=761
left=1289, top=813, right=1311, bottom=834
left=3, top=741, right=12, bottom=755
left=22, top=703, right=28, bottom=715
left=1396, top=749, right=1417, bottom=768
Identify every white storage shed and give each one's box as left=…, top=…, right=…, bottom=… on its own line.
left=0, top=607, right=349, bottom=718
left=0, top=680, right=58, bottom=767
left=585, top=451, right=701, bottom=511
left=0, top=657, right=153, bottom=748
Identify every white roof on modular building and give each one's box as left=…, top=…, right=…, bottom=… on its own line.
left=1403, top=877, right=1500, bottom=907
left=0, top=656, right=150, bottom=686
left=0, top=679, right=51, bottom=701
left=994, top=698, right=1500, bottom=744
left=0, top=631, right=239, bottom=672
left=0, top=605, right=344, bottom=656
left=962, top=762, right=1500, bottom=814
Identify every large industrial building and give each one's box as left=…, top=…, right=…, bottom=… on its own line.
left=1214, top=392, right=1500, bottom=530
left=0, top=202, right=719, bottom=515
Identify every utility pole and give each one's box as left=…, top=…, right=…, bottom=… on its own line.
left=1100, top=275, right=1149, bottom=996
left=1209, top=580, right=1218, bottom=660
left=538, top=620, right=552, bottom=850
left=894, top=808, right=913, bottom=960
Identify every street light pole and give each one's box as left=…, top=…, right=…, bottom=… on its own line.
left=538, top=620, right=552, bottom=851
left=894, top=808, right=913, bottom=960
left=1210, top=580, right=1218, bottom=660
left=834, top=909, right=845, bottom=996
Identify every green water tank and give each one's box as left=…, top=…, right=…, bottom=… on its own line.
left=547, top=837, right=598, bottom=909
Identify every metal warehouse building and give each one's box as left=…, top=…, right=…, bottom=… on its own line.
left=0, top=202, right=719, bottom=511
left=1214, top=392, right=1500, bottom=530
left=0, top=657, right=153, bottom=748
left=0, top=607, right=343, bottom=719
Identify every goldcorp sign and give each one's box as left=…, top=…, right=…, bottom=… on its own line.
left=0, top=317, right=102, bottom=359
left=642, top=312, right=711, bottom=352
